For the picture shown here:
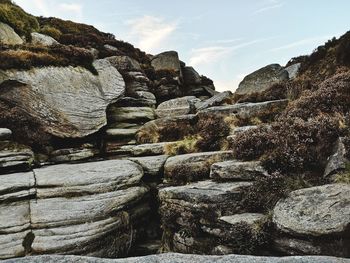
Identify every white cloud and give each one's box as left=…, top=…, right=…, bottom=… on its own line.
left=126, top=15, right=178, bottom=54
left=253, top=0, right=284, bottom=15
left=189, top=38, right=275, bottom=67
left=269, top=35, right=332, bottom=52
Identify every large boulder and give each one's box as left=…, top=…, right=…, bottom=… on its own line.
left=0, top=59, right=125, bottom=138
left=0, top=160, right=151, bottom=259
left=273, top=184, right=350, bottom=237
left=151, top=51, right=181, bottom=73
left=0, top=22, right=23, bottom=45
left=183, top=66, right=201, bottom=85
left=30, top=32, right=58, bottom=46
left=235, top=64, right=289, bottom=95
left=155, top=96, right=200, bottom=118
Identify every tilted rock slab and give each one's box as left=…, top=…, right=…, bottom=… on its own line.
left=0, top=59, right=125, bottom=138
left=2, top=254, right=349, bottom=263
left=0, top=160, right=150, bottom=259
left=273, top=184, right=350, bottom=237
left=235, top=64, right=289, bottom=95
left=0, top=22, right=23, bottom=45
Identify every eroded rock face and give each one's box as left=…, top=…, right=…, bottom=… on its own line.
left=236, top=64, right=289, bottom=95
left=0, top=160, right=150, bottom=259
left=0, top=22, right=23, bottom=45
left=324, top=137, right=349, bottom=179
left=273, top=184, right=350, bottom=237
left=0, top=141, right=34, bottom=173
left=0, top=59, right=125, bottom=138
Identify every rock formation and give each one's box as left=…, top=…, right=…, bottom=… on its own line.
left=0, top=3, right=350, bottom=262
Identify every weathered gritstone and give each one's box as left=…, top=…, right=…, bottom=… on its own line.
left=159, top=180, right=253, bottom=254
left=0, top=160, right=151, bottom=259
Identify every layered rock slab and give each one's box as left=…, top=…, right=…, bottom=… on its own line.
left=0, top=59, right=125, bottom=138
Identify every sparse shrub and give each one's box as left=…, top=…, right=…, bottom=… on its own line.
left=242, top=172, right=289, bottom=212
left=232, top=116, right=340, bottom=174
left=0, top=0, right=39, bottom=39
left=0, top=44, right=95, bottom=73
left=164, top=135, right=201, bottom=156
left=195, top=114, right=236, bottom=151
left=39, top=25, right=62, bottom=40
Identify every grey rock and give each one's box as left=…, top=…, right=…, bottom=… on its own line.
left=0, top=142, right=34, bottom=172
left=273, top=237, right=322, bottom=256
left=116, top=142, right=178, bottom=156
left=155, top=96, right=200, bottom=118
left=151, top=51, right=181, bottom=73
left=195, top=91, right=232, bottom=111
left=128, top=155, right=169, bottom=177
left=0, top=22, right=23, bottom=45
left=164, top=151, right=234, bottom=184
left=0, top=171, right=35, bottom=202
left=324, top=137, right=349, bottom=179
left=106, top=128, right=138, bottom=138
left=31, top=32, right=58, bottom=46
left=104, top=44, right=118, bottom=51
left=220, top=213, right=265, bottom=226
left=0, top=128, right=12, bottom=141
left=183, top=66, right=201, bottom=84
left=3, top=254, right=350, bottom=263
left=236, top=64, right=289, bottom=95
left=34, top=159, right=144, bottom=198
left=0, top=59, right=125, bottom=138
left=210, top=160, right=267, bottom=181
left=154, top=84, right=182, bottom=101
left=159, top=180, right=252, bottom=206
left=116, top=97, right=156, bottom=107
left=108, top=107, right=155, bottom=123
left=106, top=56, right=141, bottom=72
left=49, top=148, right=97, bottom=164
left=273, top=184, right=350, bottom=236
left=285, top=63, right=301, bottom=80
left=199, top=99, right=288, bottom=119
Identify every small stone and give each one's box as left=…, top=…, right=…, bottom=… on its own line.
left=31, top=32, right=59, bottom=46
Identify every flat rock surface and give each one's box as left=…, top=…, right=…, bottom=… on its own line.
left=117, top=142, right=178, bottom=156
left=128, top=155, right=169, bottom=176
left=34, top=160, right=143, bottom=198
left=5, top=253, right=349, bottom=263
left=210, top=160, right=267, bottom=181
left=273, top=184, right=350, bottom=236
left=199, top=100, right=288, bottom=119
left=0, top=59, right=125, bottom=138
left=151, top=51, right=181, bottom=73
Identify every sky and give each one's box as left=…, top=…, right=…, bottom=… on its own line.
left=15, top=0, right=350, bottom=91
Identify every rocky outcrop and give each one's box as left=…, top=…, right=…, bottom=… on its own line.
left=155, top=96, right=200, bottom=118
left=284, top=63, right=301, bottom=79
left=0, top=22, right=23, bottom=45
left=323, top=137, right=349, bottom=179
left=159, top=180, right=253, bottom=253
left=3, top=254, right=349, bottom=263
left=236, top=64, right=289, bottom=95
left=0, top=160, right=150, bottom=259
left=0, top=59, right=125, bottom=138
left=30, top=32, right=58, bottom=46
